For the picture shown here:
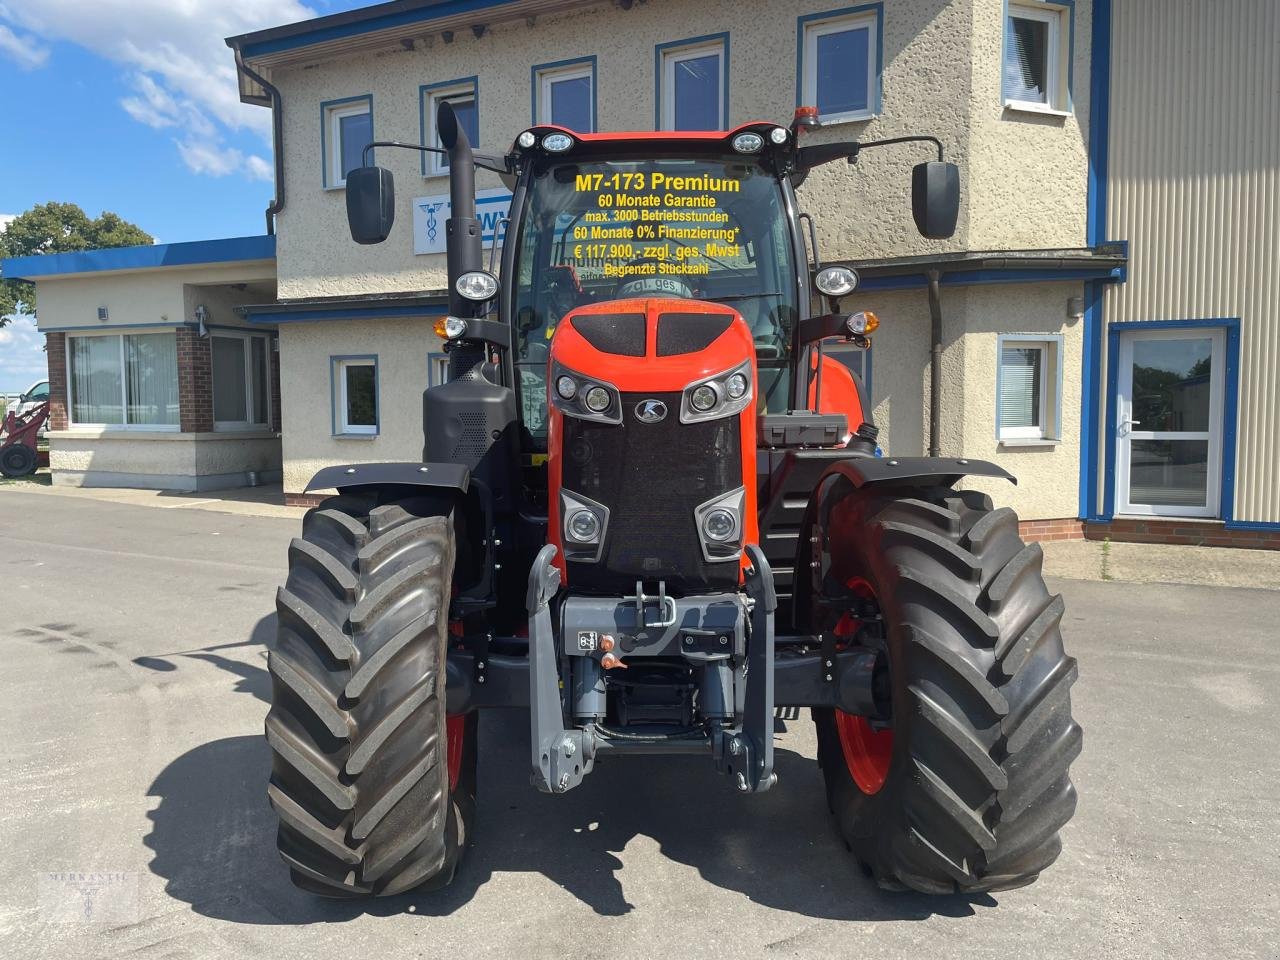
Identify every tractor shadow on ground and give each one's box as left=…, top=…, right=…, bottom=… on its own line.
left=143, top=618, right=996, bottom=925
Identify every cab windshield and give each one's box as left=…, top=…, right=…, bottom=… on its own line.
left=511, top=155, right=800, bottom=439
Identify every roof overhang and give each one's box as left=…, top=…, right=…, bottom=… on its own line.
left=226, top=0, right=599, bottom=88
left=240, top=290, right=448, bottom=325
left=1, top=235, right=277, bottom=282
left=837, top=243, right=1129, bottom=291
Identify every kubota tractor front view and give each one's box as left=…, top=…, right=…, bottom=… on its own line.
left=264, top=103, right=1082, bottom=899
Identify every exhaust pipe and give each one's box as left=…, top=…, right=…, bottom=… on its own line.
left=437, top=101, right=485, bottom=320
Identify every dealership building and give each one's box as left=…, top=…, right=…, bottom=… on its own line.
left=4, top=0, right=1278, bottom=548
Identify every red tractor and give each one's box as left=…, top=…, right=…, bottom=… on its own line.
left=264, top=104, right=1081, bottom=898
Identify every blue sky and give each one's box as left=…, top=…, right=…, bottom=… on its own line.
left=0, top=0, right=373, bottom=389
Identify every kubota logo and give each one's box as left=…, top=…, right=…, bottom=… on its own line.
left=634, top=399, right=667, bottom=423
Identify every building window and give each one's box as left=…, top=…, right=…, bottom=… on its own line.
left=1003, top=3, right=1069, bottom=113
left=997, top=336, right=1062, bottom=442
left=323, top=96, right=373, bottom=188
left=422, top=79, right=479, bottom=177
left=333, top=356, right=378, bottom=436
left=657, top=35, right=728, bottom=131
left=798, top=6, right=882, bottom=125
left=212, top=332, right=271, bottom=430
left=67, top=332, right=178, bottom=428
left=533, top=58, right=595, bottom=132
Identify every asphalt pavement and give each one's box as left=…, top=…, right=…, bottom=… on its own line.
left=1, top=489, right=1277, bottom=959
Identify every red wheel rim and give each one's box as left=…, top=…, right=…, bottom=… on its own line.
left=445, top=714, right=465, bottom=791
left=832, top=577, right=893, bottom=795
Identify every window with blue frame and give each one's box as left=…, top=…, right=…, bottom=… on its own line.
left=323, top=96, right=373, bottom=188
left=799, top=7, right=880, bottom=124
left=535, top=60, right=595, bottom=132
left=423, top=79, right=479, bottom=176
left=658, top=37, right=727, bottom=131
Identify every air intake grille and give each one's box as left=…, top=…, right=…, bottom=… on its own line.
left=656, top=312, right=733, bottom=356
left=570, top=313, right=647, bottom=356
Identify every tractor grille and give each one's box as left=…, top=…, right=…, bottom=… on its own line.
left=561, top=391, right=741, bottom=593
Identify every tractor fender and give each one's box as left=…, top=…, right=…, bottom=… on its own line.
left=791, top=456, right=1014, bottom=632
left=304, top=461, right=470, bottom=495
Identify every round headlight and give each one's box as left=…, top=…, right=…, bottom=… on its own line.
left=769, top=126, right=789, bottom=144
left=555, top=375, right=577, bottom=400
left=567, top=509, right=600, bottom=542
left=442, top=316, right=468, bottom=339
left=703, top=508, right=738, bottom=542
left=517, top=130, right=537, bottom=149
left=542, top=133, right=573, bottom=153
left=583, top=385, right=611, bottom=412
left=691, top=384, right=718, bottom=412
left=725, top=373, right=749, bottom=400
left=731, top=132, right=764, bottom=154
left=815, top=265, right=859, bottom=297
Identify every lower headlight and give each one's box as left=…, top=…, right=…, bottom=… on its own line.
left=555, top=375, right=577, bottom=400
left=725, top=373, right=748, bottom=400
left=567, top=509, right=600, bottom=542
left=702, top=508, right=738, bottom=542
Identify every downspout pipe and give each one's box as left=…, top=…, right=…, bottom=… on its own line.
left=234, top=48, right=285, bottom=236
left=926, top=269, right=943, bottom=458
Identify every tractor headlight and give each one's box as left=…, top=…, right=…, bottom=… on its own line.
left=694, top=487, right=746, bottom=562
left=434, top=315, right=468, bottom=339
left=560, top=489, right=609, bottom=562
left=583, top=385, right=612, bottom=413
left=456, top=270, right=498, bottom=301
left=549, top=360, right=622, bottom=424
left=690, top=384, right=719, bottom=411
left=731, top=132, right=764, bottom=154
left=846, top=311, right=880, bottom=335
left=680, top=359, right=753, bottom=424
left=769, top=126, right=789, bottom=144
left=542, top=133, right=573, bottom=153
left=517, top=130, right=537, bottom=149
left=567, top=509, right=600, bottom=542
left=702, top=508, right=738, bottom=542
left=815, top=265, right=859, bottom=297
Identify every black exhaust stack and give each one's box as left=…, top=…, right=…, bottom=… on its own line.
left=437, top=101, right=485, bottom=321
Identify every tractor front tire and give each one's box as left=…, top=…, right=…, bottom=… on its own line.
left=1, top=444, right=37, bottom=478
left=813, top=485, right=1082, bottom=894
left=266, top=494, right=476, bottom=897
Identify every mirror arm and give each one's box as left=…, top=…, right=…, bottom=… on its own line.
left=359, top=140, right=513, bottom=175
left=795, top=134, right=944, bottom=172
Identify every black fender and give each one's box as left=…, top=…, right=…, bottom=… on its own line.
left=790, top=455, right=1014, bottom=632
left=304, top=460, right=470, bottom=495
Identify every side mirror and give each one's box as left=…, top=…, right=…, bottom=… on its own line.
left=346, top=166, right=396, bottom=245
left=911, top=161, right=960, bottom=239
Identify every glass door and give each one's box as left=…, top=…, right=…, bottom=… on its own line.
left=1115, top=328, right=1225, bottom=517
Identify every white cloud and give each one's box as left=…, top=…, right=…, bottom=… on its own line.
left=0, top=214, right=14, bottom=232
left=0, top=316, right=48, bottom=395
left=0, top=0, right=316, bottom=181
left=0, top=22, right=49, bottom=69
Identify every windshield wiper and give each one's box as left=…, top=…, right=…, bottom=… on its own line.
left=704, top=292, right=785, bottom=302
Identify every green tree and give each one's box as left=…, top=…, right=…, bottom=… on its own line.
left=0, top=203, right=153, bottom=323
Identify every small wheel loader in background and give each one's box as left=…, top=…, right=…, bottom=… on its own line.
left=264, top=102, right=1082, bottom=898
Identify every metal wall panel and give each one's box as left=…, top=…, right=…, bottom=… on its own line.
left=1105, top=0, right=1280, bottom=522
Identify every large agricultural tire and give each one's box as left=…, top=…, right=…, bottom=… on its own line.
left=266, top=493, right=477, bottom=897
left=1, top=443, right=37, bottom=478
left=811, top=484, right=1082, bottom=894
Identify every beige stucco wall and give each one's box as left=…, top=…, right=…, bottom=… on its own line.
left=265, top=0, right=1093, bottom=299
left=48, top=430, right=282, bottom=491
left=33, top=261, right=275, bottom=333
left=278, top=316, right=445, bottom=493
